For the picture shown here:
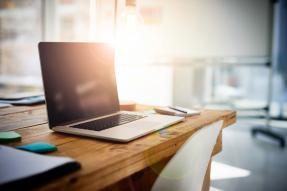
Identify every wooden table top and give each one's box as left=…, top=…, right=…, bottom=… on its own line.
left=0, top=104, right=236, bottom=191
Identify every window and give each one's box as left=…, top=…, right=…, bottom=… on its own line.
left=0, top=0, right=42, bottom=86
left=0, top=0, right=115, bottom=90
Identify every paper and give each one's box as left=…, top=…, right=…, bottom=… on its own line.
left=0, top=95, right=45, bottom=106
left=0, top=92, right=43, bottom=100
left=0, top=103, right=11, bottom=108
left=154, top=106, right=200, bottom=117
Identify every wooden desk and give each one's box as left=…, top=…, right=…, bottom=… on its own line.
left=0, top=104, right=236, bottom=191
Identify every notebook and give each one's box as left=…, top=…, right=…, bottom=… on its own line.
left=0, top=146, right=80, bottom=190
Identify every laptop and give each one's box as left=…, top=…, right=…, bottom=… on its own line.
left=38, top=42, right=183, bottom=142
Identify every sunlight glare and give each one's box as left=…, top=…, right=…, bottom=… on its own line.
left=211, top=161, right=251, bottom=180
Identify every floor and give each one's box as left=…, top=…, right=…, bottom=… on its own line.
left=210, top=119, right=287, bottom=191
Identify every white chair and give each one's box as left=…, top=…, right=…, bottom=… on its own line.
left=151, top=120, right=223, bottom=191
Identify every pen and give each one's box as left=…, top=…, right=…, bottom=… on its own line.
left=168, top=106, right=188, bottom=113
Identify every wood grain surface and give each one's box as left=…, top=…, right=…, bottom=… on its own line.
left=0, top=104, right=236, bottom=191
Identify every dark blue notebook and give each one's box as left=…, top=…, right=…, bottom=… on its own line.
left=0, top=95, right=45, bottom=106
left=0, top=146, right=80, bottom=190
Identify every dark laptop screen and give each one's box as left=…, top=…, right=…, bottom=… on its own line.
left=39, top=43, right=119, bottom=127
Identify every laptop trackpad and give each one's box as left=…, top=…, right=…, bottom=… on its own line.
left=129, top=120, right=162, bottom=131
left=101, top=120, right=161, bottom=136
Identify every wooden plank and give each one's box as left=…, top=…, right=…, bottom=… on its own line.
left=0, top=105, right=45, bottom=116
left=0, top=104, right=152, bottom=131
left=35, top=110, right=235, bottom=191
left=0, top=105, right=236, bottom=191
left=101, top=133, right=219, bottom=191
left=0, top=107, right=47, bottom=131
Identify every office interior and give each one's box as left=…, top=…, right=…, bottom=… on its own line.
left=0, top=0, right=287, bottom=190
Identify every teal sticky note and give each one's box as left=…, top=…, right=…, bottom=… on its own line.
left=0, top=131, right=21, bottom=143
left=16, top=142, right=57, bottom=153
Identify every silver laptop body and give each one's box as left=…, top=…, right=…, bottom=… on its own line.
left=38, top=42, right=183, bottom=142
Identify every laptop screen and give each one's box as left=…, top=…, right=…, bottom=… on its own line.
left=39, top=43, right=119, bottom=127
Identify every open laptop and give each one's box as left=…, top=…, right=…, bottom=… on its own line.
left=38, top=42, right=183, bottom=142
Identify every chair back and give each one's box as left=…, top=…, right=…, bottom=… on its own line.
left=152, top=120, right=223, bottom=191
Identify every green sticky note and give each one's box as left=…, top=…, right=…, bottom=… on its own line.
left=0, top=131, right=21, bottom=143
left=16, top=142, right=57, bottom=153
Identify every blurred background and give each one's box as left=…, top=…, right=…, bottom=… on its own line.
left=0, top=0, right=287, bottom=190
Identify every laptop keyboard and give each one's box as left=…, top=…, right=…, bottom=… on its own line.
left=72, top=113, right=146, bottom=131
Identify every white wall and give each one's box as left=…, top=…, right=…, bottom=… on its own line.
left=116, top=0, right=271, bottom=106
left=138, top=0, right=270, bottom=58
